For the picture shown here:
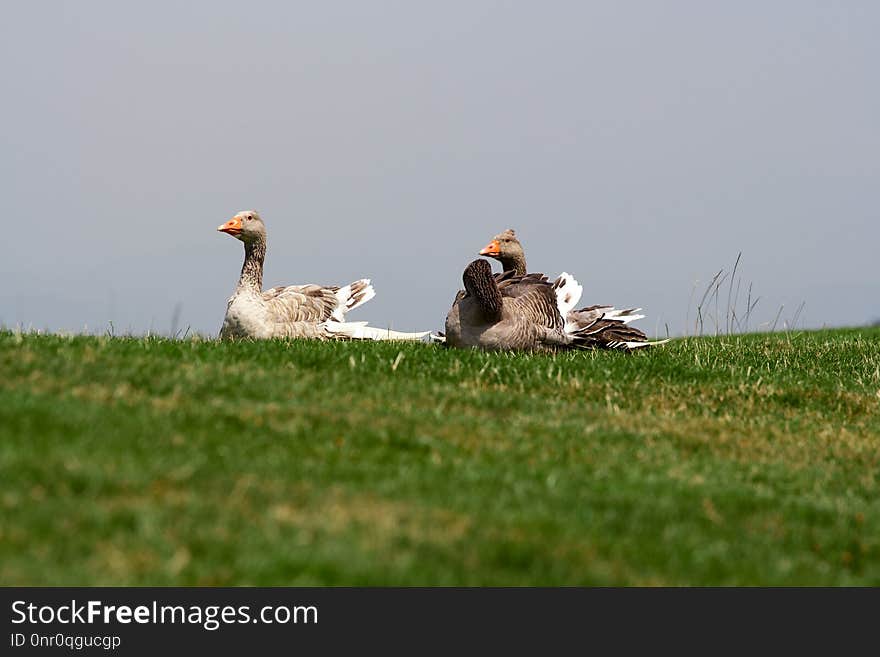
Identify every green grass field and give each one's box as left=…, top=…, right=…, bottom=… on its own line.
left=1, top=329, right=878, bottom=585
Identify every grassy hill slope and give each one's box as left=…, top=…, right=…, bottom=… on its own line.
left=1, top=329, right=878, bottom=585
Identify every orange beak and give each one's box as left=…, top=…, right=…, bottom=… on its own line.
left=479, top=239, right=501, bottom=256
left=217, top=216, right=243, bottom=236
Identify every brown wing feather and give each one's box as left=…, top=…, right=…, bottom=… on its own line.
left=508, top=286, right=561, bottom=328
left=495, top=271, right=551, bottom=298
left=261, top=284, right=342, bottom=323
left=575, top=319, right=648, bottom=343
left=507, top=283, right=570, bottom=350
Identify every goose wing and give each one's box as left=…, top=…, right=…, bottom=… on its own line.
left=261, top=278, right=375, bottom=324
left=508, top=282, right=568, bottom=341
left=495, top=271, right=552, bottom=298
left=566, top=312, right=653, bottom=350
left=573, top=317, right=649, bottom=342
left=261, top=284, right=342, bottom=323
left=489, top=284, right=567, bottom=350
left=566, top=304, right=646, bottom=331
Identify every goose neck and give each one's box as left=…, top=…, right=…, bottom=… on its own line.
left=500, top=253, right=527, bottom=276
left=238, top=239, right=265, bottom=292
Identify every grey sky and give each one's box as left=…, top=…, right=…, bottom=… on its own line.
left=2, top=1, right=878, bottom=337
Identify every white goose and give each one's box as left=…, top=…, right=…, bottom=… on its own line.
left=217, top=210, right=432, bottom=341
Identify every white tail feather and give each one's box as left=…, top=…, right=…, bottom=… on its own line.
left=615, top=338, right=671, bottom=350
left=553, top=272, right=583, bottom=320
left=325, top=321, right=434, bottom=342
left=331, top=279, right=376, bottom=321
left=603, top=308, right=646, bottom=324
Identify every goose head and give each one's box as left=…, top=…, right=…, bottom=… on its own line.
left=217, top=210, right=266, bottom=243
left=479, top=228, right=523, bottom=263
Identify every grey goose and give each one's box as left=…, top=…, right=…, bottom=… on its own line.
left=445, top=259, right=662, bottom=352
left=478, top=229, right=664, bottom=349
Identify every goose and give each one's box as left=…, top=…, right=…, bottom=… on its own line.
left=445, top=259, right=572, bottom=352
left=445, top=259, right=658, bottom=352
left=217, top=210, right=432, bottom=341
left=478, top=228, right=663, bottom=348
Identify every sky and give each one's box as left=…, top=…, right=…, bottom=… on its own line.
left=1, top=1, right=878, bottom=337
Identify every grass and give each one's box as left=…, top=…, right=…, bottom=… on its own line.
left=1, top=328, right=879, bottom=585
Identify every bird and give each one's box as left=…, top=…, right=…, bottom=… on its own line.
left=444, top=259, right=663, bottom=352
left=217, top=210, right=433, bottom=341
left=445, top=259, right=572, bottom=352
left=477, top=229, right=663, bottom=349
